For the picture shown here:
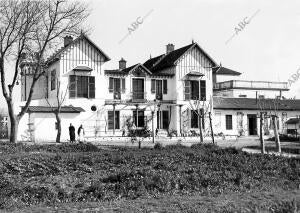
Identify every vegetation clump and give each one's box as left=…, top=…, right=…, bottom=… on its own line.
left=0, top=143, right=299, bottom=210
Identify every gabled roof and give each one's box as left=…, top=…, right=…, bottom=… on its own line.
left=46, top=33, right=110, bottom=65
left=143, top=42, right=218, bottom=73
left=213, top=97, right=300, bottom=111
left=105, top=63, right=152, bottom=75
left=213, top=66, right=241, bottom=76
left=25, top=106, right=85, bottom=113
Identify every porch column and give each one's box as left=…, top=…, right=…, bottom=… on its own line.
left=136, top=104, right=138, bottom=127
left=179, top=105, right=182, bottom=136
left=113, top=104, right=115, bottom=135
left=152, top=110, right=155, bottom=143
left=158, top=104, right=161, bottom=129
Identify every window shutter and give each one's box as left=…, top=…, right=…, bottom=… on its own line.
left=89, top=76, right=95, bottom=99
left=121, top=78, right=125, bottom=93
left=109, top=77, right=113, bottom=93
left=200, top=80, right=206, bottom=101
left=151, top=79, right=156, bottom=94
left=163, top=79, right=167, bottom=94
left=115, top=111, right=120, bottom=129
left=69, top=75, right=76, bottom=98
left=108, top=111, right=114, bottom=130
left=184, top=80, right=191, bottom=100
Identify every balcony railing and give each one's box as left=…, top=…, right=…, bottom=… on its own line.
left=131, top=92, right=146, bottom=101
left=213, top=80, right=288, bottom=91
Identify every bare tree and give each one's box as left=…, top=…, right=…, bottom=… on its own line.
left=188, top=96, right=214, bottom=143
left=45, top=80, right=68, bottom=143
left=257, top=98, right=282, bottom=153
left=0, top=0, right=89, bottom=143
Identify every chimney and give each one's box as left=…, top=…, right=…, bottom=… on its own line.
left=166, top=43, right=175, bottom=54
left=64, top=35, right=73, bottom=47
left=119, top=58, right=126, bottom=69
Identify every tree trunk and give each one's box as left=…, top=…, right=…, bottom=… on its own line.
left=209, top=112, right=215, bottom=144
left=7, top=99, right=19, bottom=143
left=259, top=112, right=265, bottom=154
left=55, top=112, right=61, bottom=143
left=273, top=116, right=281, bottom=153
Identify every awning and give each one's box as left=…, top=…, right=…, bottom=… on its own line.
left=25, top=106, right=85, bottom=113
left=184, top=71, right=204, bottom=80
left=286, top=118, right=300, bottom=124
left=73, top=66, right=93, bottom=72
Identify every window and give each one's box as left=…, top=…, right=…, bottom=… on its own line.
left=133, top=111, right=145, bottom=127
left=190, top=109, right=204, bottom=129
left=225, top=115, right=233, bottom=130
left=184, top=80, right=206, bottom=100
left=69, top=75, right=95, bottom=99
left=108, top=111, right=120, bottom=130
left=200, top=80, right=206, bottom=101
left=191, top=110, right=199, bottom=128
left=239, top=94, right=247, bottom=98
left=108, top=77, right=125, bottom=94
left=50, top=70, right=56, bottom=90
left=151, top=79, right=168, bottom=95
left=132, top=79, right=144, bottom=100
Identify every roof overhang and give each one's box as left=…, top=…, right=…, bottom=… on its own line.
left=214, top=66, right=241, bottom=76
left=24, top=106, right=85, bottom=113
left=286, top=118, right=300, bottom=124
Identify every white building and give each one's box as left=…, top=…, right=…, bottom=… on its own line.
left=17, top=34, right=300, bottom=142
left=213, top=70, right=300, bottom=137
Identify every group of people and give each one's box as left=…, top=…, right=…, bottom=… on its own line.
left=68, top=123, right=85, bottom=143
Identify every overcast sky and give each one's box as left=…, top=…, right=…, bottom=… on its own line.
left=1, top=0, right=300, bottom=111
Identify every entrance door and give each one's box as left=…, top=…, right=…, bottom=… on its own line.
left=132, top=79, right=144, bottom=100
left=157, top=110, right=169, bottom=129
left=156, top=80, right=163, bottom=100
left=247, top=114, right=257, bottom=135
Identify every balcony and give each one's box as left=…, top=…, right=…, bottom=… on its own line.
left=131, top=92, right=146, bottom=102
left=213, top=80, right=289, bottom=91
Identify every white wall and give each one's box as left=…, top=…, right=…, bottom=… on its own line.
left=213, top=109, right=300, bottom=136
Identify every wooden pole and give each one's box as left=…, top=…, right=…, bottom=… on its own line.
left=179, top=105, right=182, bottom=136
left=273, top=115, right=281, bottom=153
left=152, top=111, right=155, bottom=143
left=259, top=112, right=265, bottom=154
left=113, top=104, right=115, bottom=135
left=198, top=108, right=203, bottom=143
left=209, top=111, right=214, bottom=144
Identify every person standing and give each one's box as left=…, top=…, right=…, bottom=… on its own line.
left=69, top=123, right=75, bottom=143
left=77, top=124, right=85, bottom=143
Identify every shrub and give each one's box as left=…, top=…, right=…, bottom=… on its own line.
left=154, top=143, right=163, bottom=150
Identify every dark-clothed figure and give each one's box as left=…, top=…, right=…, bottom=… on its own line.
left=69, top=123, right=75, bottom=143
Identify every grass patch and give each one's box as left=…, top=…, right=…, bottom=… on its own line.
left=246, top=145, right=300, bottom=155
left=0, top=143, right=299, bottom=211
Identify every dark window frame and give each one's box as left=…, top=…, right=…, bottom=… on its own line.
left=225, top=115, right=233, bottom=130
left=50, top=69, right=56, bottom=91
left=108, top=111, right=120, bottom=130
left=69, top=75, right=95, bottom=99
left=109, top=77, right=126, bottom=94
left=133, top=110, right=145, bottom=128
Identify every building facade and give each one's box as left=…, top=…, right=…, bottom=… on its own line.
left=17, top=34, right=300, bottom=142
left=18, top=35, right=232, bottom=142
